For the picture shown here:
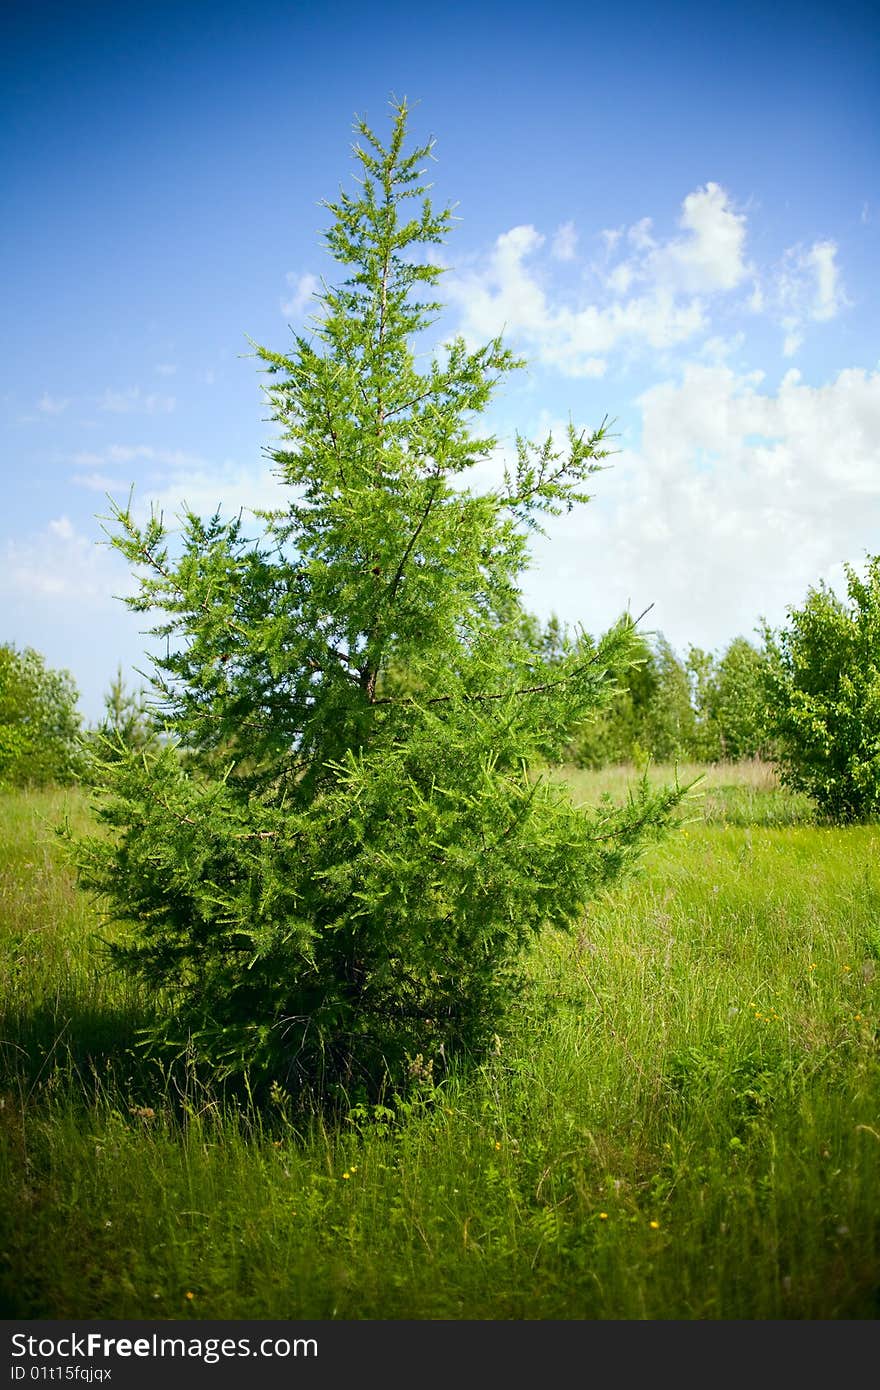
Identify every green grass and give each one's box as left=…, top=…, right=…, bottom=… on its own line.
left=558, top=757, right=817, bottom=826
left=1, top=768, right=879, bottom=1319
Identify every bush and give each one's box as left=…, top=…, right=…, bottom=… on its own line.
left=762, top=556, right=880, bottom=822
left=0, top=643, right=82, bottom=787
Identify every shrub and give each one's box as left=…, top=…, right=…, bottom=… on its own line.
left=762, top=556, right=880, bottom=822
left=0, top=643, right=82, bottom=787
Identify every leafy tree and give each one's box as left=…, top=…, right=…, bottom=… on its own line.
left=762, top=556, right=880, bottom=822
left=566, top=629, right=653, bottom=768
left=0, top=643, right=82, bottom=787
left=685, top=645, right=719, bottom=760
left=74, top=101, right=687, bottom=1103
left=639, top=635, right=696, bottom=761
left=566, top=631, right=694, bottom=767
left=688, top=637, right=772, bottom=763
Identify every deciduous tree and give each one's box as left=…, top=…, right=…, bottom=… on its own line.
left=762, top=556, right=880, bottom=822
left=0, top=643, right=82, bottom=787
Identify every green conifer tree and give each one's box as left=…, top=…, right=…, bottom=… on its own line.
left=86, top=665, right=157, bottom=766
left=75, top=101, right=687, bottom=1103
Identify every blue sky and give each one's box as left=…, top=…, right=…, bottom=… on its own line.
left=2, top=0, right=878, bottom=722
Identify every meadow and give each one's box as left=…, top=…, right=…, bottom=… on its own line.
left=1, top=762, right=879, bottom=1319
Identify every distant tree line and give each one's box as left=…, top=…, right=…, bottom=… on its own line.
left=1, top=549, right=878, bottom=825
left=521, top=552, right=880, bottom=825
left=519, top=618, right=774, bottom=769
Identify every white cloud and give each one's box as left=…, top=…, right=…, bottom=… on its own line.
left=765, top=239, right=848, bottom=354
left=154, top=362, right=178, bottom=376
left=627, top=217, right=655, bottom=252
left=66, top=446, right=285, bottom=526
left=807, top=241, right=845, bottom=321
left=600, top=186, right=749, bottom=299
left=38, top=393, right=70, bottom=415
left=1, top=516, right=133, bottom=602
left=551, top=221, right=578, bottom=262
left=281, top=271, right=320, bottom=318
left=647, top=183, right=749, bottom=294
left=447, top=224, right=708, bottom=377
left=71, top=445, right=285, bottom=520
left=6, top=451, right=286, bottom=607
left=450, top=185, right=851, bottom=380
left=69, top=445, right=211, bottom=482
left=448, top=183, right=756, bottom=376
left=98, top=387, right=176, bottom=414
left=700, top=333, right=745, bottom=361
left=518, top=363, right=880, bottom=655
left=607, top=262, right=635, bottom=295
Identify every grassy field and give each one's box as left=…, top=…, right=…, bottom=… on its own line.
left=1, top=764, right=879, bottom=1319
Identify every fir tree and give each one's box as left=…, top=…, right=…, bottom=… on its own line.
left=86, top=665, right=157, bottom=765
left=75, top=100, right=688, bottom=1104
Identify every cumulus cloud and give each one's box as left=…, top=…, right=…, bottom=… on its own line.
left=600, top=186, right=749, bottom=299
left=142, top=459, right=284, bottom=525
left=66, top=444, right=283, bottom=525
left=807, top=241, right=845, bottom=321
left=518, top=364, right=880, bottom=655
left=281, top=271, right=320, bottom=318
left=446, top=182, right=756, bottom=376
left=448, top=183, right=854, bottom=381
left=447, top=223, right=707, bottom=377
left=647, top=183, right=749, bottom=294
left=699, top=333, right=745, bottom=361
left=72, top=471, right=130, bottom=492
left=69, top=444, right=211, bottom=483
left=780, top=240, right=846, bottom=323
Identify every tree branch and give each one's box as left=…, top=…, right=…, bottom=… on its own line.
left=385, top=470, right=443, bottom=608
left=371, top=606, right=653, bottom=709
